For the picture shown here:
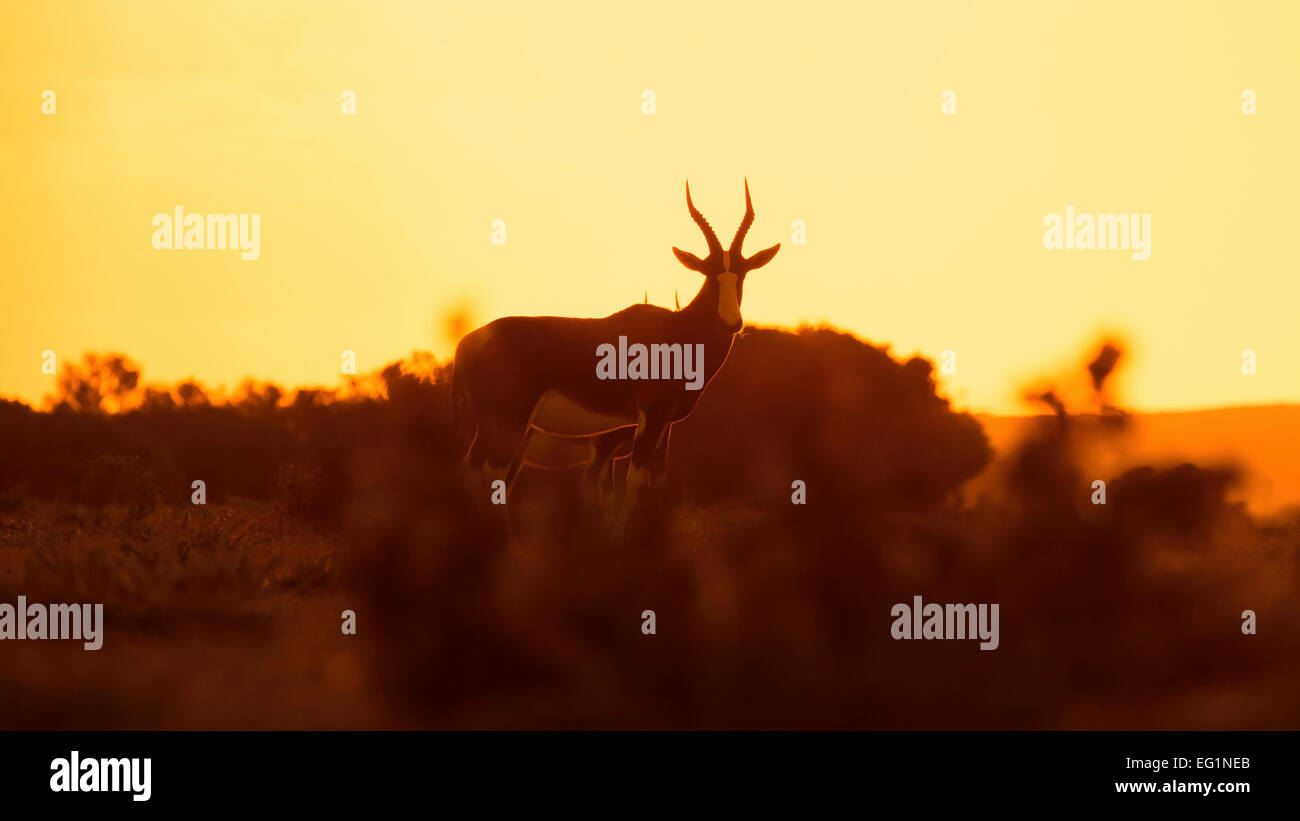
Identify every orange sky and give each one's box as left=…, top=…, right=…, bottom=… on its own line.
left=2, top=1, right=1298, bottom=413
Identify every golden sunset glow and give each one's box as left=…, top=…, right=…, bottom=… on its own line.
left=3, top=0, right=1298, bottom=413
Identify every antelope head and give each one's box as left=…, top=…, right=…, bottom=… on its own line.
left=671, top=179, right=781, bottom=332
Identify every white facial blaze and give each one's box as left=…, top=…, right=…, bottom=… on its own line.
left=717, top=271, right=741, bottom=327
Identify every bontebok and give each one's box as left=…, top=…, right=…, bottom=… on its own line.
left=453, top=180, right=781, bottom=532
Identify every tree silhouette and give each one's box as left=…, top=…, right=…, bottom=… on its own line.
left=54, top=353, right=141, bottom=413
left=175, top=380, right=211, bottom=409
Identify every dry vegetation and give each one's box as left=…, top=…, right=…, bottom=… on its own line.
left=0, top=327, right=1296, bottom=728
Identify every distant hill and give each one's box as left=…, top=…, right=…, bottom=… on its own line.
left=976, top=405, right=1300, bottom=516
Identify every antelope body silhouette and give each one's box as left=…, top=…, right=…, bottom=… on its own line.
left=453, top=180, right=780, bottom=532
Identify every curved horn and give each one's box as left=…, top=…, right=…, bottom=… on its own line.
left=685, top=181, right=722, bottom=258
left=730, top=177, right=754, bottom=256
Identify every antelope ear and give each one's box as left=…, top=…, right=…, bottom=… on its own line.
left=743, top=243, right=781, bottom=271
left=672, top=247, right=707, bottom=273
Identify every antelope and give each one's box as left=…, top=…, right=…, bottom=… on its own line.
left=453, top=180, right=780, bottom=531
